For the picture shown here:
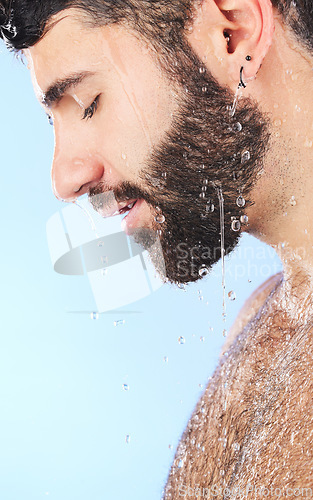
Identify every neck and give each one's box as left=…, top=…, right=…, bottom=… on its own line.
left=245, top=18, right=313, bottom=286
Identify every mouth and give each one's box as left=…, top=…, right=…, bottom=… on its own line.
left=90, top=191, right=150, bottom=235
left=95, top=197, right=138, bottom=218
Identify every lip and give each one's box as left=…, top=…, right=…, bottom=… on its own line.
left=121, top=198, right=145, bottom=234
left=97, top=198, right=138, bottom=218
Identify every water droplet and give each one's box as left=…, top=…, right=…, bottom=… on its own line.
left=304, top=137, right=313, bottom=148
left=123, top=383, right=129, bottom=391
left=199, top=265, right=209, bottom=277
left=114, top=320, right=125, bottom=327
left=200, top=336, right=205, bottom=342
left=178, top=336, right=185, bottom=345
left=101, top=268, right=108, bottom=276
left=201, top=86, right=208, bottom=93
left=163, top=356, right=168, bottom=363
left=47, top=115, right=54, bottom=126
left=168, top=444, right=173, bottom=450
left=241, top=150, right=250, bottom=163
left=208, top=326, right=214, bottom=333
left=203, top=178, right=209, bottom=186
left=232, top=442, right=240, bottom=451
left=295, top=104, right=301, bottom=112
left=223, top=329, right=227, bottom=337
left=155, top=214, right=166, bottom=224
left=121, top=153, right=127, bottom=160
left=286, top=334, right=291, bottom=341
left=231, top=219, right=241, bottom=231
left=240, top=214, right=249, bottom=224
left=161, top=172, right=167, bottom=178
left=198, top=295, right=203, bottom=301
left=206, top=201, right=214, bottom=213
left=199, top=67, right=206, bottom=74
left=125, top=434, right=130, bottom=444
left=232, top=122, right=242, bottom=132
left=90, top=312, right=99, bottom=320
left=201, top=185, right=207, bottom=192
left=236, top=195, right=246, bottom=207
left=101, top=255, right=108, bottom=265
left=290, top=195, right=297, bottom=206
left=199, top=192, right=206, bottom=199
left=177, top=459, right=183, bottom=468
left=248, top=279, right=252, bottom=283
left=228, top=290, right=236, bottom=301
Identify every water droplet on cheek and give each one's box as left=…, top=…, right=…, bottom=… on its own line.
left=240, top=215, right=249, bottom=224
left=290, top=196, right=297, bottom=206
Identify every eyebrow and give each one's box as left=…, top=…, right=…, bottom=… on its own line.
left=42, top=71, right=95, bottom=108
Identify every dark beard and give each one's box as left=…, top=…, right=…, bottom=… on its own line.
left=90, top=40, right=270, bottom=285
left=133, top=41, right=270, bottom=284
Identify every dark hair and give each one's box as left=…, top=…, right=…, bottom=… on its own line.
left=0, top=0, right=312, bottom=53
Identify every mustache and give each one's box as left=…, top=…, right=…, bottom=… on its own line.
left=88, top=180, right=155, bottom=212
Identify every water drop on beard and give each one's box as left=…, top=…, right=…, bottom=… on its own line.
left=241, top=150, right=251, bottom=163
left=231, top=219, right=241, bottom=232
left=236, top=195, right=246, bottom=207
left=206, top=202, right=215, bottom=213
left=228, top=290, right=236, bottom=301
left=199, top=66, right=206, bottom=74
left=155, top=214, right=165, bottom=224
left=199, top=192, right=206, bottom=199
left=199, top=265, right=209, bottom=277
left=178, top=336, right=185, bottom=344
left=202, top=86, right=208, bottom=93
left=232, top=122, right=242, bottom=132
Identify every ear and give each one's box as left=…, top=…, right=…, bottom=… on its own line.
left=187, top=0, right=275, bottom=90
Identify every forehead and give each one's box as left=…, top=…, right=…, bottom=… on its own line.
left=26, top=9, right=157, bottom=96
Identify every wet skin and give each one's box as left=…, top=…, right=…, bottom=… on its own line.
left=26, top=0, right=313, bottom=496
left=164, top=271, right=313, bottom=497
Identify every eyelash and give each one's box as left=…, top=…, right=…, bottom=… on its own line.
left=82, top=95, right=100, bottom=120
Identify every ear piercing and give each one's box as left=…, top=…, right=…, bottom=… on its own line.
left=238, top=56, right=252, bottom=89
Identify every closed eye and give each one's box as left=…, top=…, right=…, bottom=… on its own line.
left=82, top=94, right=100, bottom=120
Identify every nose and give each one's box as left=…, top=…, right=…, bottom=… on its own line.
left=51, top=128, right=105, bottom=202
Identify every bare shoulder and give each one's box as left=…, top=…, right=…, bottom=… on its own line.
left=221, top=272, right=283, bottom=355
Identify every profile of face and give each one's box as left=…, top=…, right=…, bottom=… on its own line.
left=27, top=9, right=269, bottom=284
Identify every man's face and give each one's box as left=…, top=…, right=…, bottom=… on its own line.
left=27, top=9, right=269, bottom=284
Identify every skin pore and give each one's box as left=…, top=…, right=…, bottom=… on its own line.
left=25, top=0, right=313, bottom=495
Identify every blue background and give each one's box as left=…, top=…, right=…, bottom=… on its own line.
left=0, top=46, right=282, bottom=499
